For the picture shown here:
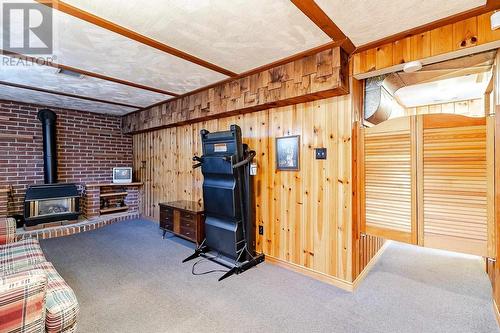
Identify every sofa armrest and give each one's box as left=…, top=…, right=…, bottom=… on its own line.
left=0, top=269, right=47, bottom=333
left=0, top=217, right=16, bottom=245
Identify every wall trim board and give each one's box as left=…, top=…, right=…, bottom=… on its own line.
left=351, top=240, right=389, bottom=290
left=494, top=299, right=500, bottom=327
left=122, top=47, right=349, bottom=134
left=266, top=240, right=388, bottom=292
left=264, top=255, right=355, bottom=292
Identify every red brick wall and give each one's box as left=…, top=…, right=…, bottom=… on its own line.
left=0, top=100, right=133, bottom=216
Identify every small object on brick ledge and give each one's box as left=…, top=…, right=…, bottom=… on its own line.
left=101, top=198, right=110, bottom=209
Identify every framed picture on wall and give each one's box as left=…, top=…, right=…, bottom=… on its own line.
left=276, top=135, right=300, bottom=171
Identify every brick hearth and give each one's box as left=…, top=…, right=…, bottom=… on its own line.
left=17, top=212, right=140, bottom=241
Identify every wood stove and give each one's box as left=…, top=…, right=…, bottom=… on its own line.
left=24, top=184, right=80, bottom=227
left=23, top=109, right=81, bottom=227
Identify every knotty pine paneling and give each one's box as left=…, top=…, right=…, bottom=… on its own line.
left=133, top=96, right=355, bottom=281
left=124, top=47, right=349, bottom=134
left=353, top=11, right=500, bottom=76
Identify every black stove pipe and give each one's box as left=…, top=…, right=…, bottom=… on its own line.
left=37, top=109, right=58, bottom=184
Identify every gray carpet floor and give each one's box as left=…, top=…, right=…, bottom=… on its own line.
left=40, top=219, right=499, bottom=333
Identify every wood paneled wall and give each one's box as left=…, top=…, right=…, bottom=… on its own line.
left=353, top=11, right=500, bottom=76
left=351, top=120, right=386, bottom=281
left=124, top=47, right=349, bottom=134
left=132, top=95, right=375, bottom=283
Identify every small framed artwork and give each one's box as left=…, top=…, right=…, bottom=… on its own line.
left=276, top=135, right=300, bottom=171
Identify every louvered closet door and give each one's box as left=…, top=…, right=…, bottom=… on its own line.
left=420, top=114, right=495, bottom=257
left=361, top=116, right=417, bottom=244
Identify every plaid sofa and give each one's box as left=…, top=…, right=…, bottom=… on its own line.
left=0, top=218, right=79, bottom=332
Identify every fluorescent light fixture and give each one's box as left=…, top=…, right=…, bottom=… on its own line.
left=402, top=61, right=422, bottom=73
left=395, top=73, right=491, bottom=108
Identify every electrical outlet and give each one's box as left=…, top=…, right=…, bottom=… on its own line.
left=258, top=225, right=264, bottom=235
left=315, top=148, right=327, bottom=160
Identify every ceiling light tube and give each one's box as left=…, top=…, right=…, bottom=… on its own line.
left=402, top=61, right=423, bottom=73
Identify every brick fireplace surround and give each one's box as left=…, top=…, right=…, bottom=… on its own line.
left=0, top=100, right=138, bottom=222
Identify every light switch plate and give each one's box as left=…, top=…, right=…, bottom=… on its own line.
left=315, top=148, right=327, bottom=160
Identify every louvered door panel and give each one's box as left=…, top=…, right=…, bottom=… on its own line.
left=361, top=117, right=417, bottom=243
left=421, top=115, right=494, bottom=257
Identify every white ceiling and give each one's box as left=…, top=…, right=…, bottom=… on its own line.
left=0, top=0, right=490, bottom=116
left=0, top=56, right=172, bottom=108
left=62, top=0, right=332, bottom=73
left=51, top=10, right=228, bottom=94
left=0, top=84, right=137, bottom=115
left=315, top=0, right=486, bottom=46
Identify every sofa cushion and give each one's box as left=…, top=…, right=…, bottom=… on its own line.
left=0, top=238, right=46, bottom=274
left=0, top=268, right=47, bottom=333
left=31, top=261, right=79, bottom=333
left=0, top=218, right=16, bottom=245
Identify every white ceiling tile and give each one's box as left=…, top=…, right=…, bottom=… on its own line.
left=0, top=85, right=137, bottom=115
left=315, top=0, right=486, bottom=46
left=62, top=0, right=332, bottom=73
left=0, top=0, right=229, bottom=94
left=53, top=9, right=228, bottom=94
left=0, top=56, right=172, bottom=107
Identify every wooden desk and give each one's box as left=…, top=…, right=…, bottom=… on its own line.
left=159, top=201, right=205, bottom=245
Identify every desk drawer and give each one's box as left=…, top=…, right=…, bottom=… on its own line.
left=180, top=211, right=195, bottom=220
left=160, top=219, right=173, bottom=231
left=180, top=219, right=195, bottom=230
left=179, top=225, right=195, bottom=240
left=159, top=212, right=173, bottom=231
left=160, top=207, right=174, bottom=217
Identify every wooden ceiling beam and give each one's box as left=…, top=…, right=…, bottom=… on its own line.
left=0, top=80, right=142, bottom=109
left=290, top=0, right=356, bottom=54
left=2, top=50, right=179, bottom=97
left=355, top=0, right=500, bottom=53
left=35, top=0, right=238, bottom=77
